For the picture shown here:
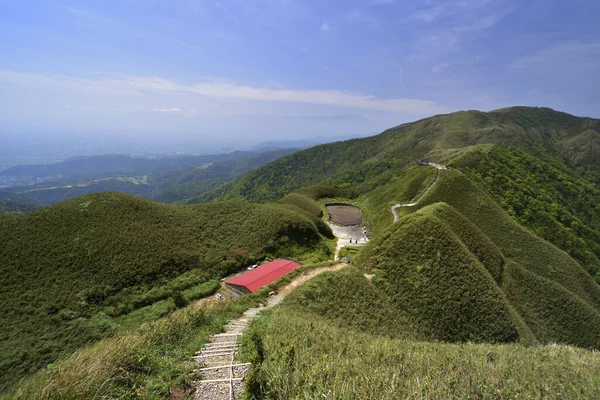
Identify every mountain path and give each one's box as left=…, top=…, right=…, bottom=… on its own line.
left=191, top=263, right=347, bottom=400
left=391, top=163, right=446, bottom=222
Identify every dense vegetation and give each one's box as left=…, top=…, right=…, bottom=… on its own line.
left=208, top=107, right=600, bottom=202
left=357, top=203, right=520, bottom=344
left=279, top=193, right=323, bottom=217
left=283, top=267, right=414, bottom=339
left=414, top=169, right=600, bottom=348
left=458, top=144, right=600, bottom=283
left=0, top=199, right=37, bottom=215
left=10, top=292, right=268, bottom=399
left=6, top=262, right=337, bottom=399
left=0, top=192, right=331, bottom=390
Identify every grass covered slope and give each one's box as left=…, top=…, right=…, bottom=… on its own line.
left=416, top=170, right=600, bottom=348
left=280, top=193, right=323, bottom=217
left=457, top=144, right=600, bottom=283
left=207, top=107, right=600, bottom=203
left=241, top=308, right=600, bottom=399
left=0, top=192, right=331, bottom=390
left=357, top=202, right=519, bottom=344
left=283, top=267, right=415, bottom=339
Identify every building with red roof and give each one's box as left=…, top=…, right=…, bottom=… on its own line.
left=225, top=259, right=300, bottom=295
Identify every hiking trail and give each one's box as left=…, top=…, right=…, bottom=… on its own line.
left=191, top=263, right=346, bottom=400
left=390, top=163, right=446, bottom=222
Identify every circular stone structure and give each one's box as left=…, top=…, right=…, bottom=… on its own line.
left=325, top=203, right=362, bottom=226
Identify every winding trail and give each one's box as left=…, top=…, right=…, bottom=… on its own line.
left=192, top=263, right=347, bottom=400
left=390, top=163, right=446, bottom=222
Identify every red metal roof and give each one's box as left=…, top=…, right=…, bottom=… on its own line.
left=225, top=259, right=300, bottom=293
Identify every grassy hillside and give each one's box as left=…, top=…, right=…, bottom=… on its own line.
left=10, top=291, right=268, bottom=400
left=240, top=308, right=600, bottom=399
left=413, top=169, right=600, bottom=348
left=0, top=192, right=331, bottom=390
left=283, top=267, right=415, bottom=339
left=456, top=144, right=600, bottom=283
left=208, top=107, right=600, bottom=203
left=5, top=106, right=600, bottom=397
left=357, top=203, right=519, bottom=344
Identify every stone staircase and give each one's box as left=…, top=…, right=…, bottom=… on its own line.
left=192, top=296, right=281, bottom=399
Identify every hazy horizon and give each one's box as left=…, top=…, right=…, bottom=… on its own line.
left=1, top=0, right=599, bottom=167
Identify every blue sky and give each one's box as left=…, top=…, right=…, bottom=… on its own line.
left=0, top=0, right=599, bottom=148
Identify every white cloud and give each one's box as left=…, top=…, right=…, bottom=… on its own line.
left=0, top=70, right=446, bottom=114
left=152, top=108, right=181, bottom=113
left=320, top=21, right=330, bottom=32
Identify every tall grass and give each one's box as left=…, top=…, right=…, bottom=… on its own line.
left=9, top=294, right=265, bottom=399
left=240, top=308, right=600, bottom=399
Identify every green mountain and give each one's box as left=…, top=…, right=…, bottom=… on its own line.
left=3, top=106, right=600, bottom=397
left=0, top=152, right=250, bottom=183
left=206, top=106, right=599, bottom=202
left=206, top=107, right=600, bottom=283
left=210, top=106, right=600, bottom=347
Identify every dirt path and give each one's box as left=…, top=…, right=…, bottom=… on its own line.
left=277, top=263, right=346, bottom=297
left=192, top=263, right=347, bottom=400
left=391, top=164, right=445, bottom=222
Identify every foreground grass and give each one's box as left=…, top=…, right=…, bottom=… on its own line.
left=8, top=294, right=264, bottom=400
left=241, top=308, right=600, bottom=399
left=6, top=261, right=338, bottom=399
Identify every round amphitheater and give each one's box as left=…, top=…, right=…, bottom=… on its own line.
left=325, top=203, right=362, bottom=226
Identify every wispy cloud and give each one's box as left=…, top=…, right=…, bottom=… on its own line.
left=510, top=41, right=600, bottom=69
left=320, top=21, right=330, bottom=32
left=152, top=108, right=181, bottom=113
left=411, top=6, right=446, bottom=22
left=177, top=40, right=202, bottom=50
left=432, top=63, right=456, bottom=74
left=0, top=70, right=446, bottom=114
left=457, top=8, right=515, bottom=32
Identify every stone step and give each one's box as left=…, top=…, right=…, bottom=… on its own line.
left=196, top=363, right=251, bottom=371
left=204, top=341, right=237, bottom=347
left=200, top=345, right=239, bottom=352
left=198, top=348, right=238, bottom=355
left=192, top=380, right=245, bottom=400
left=194, top=351, right=236, bottom=358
